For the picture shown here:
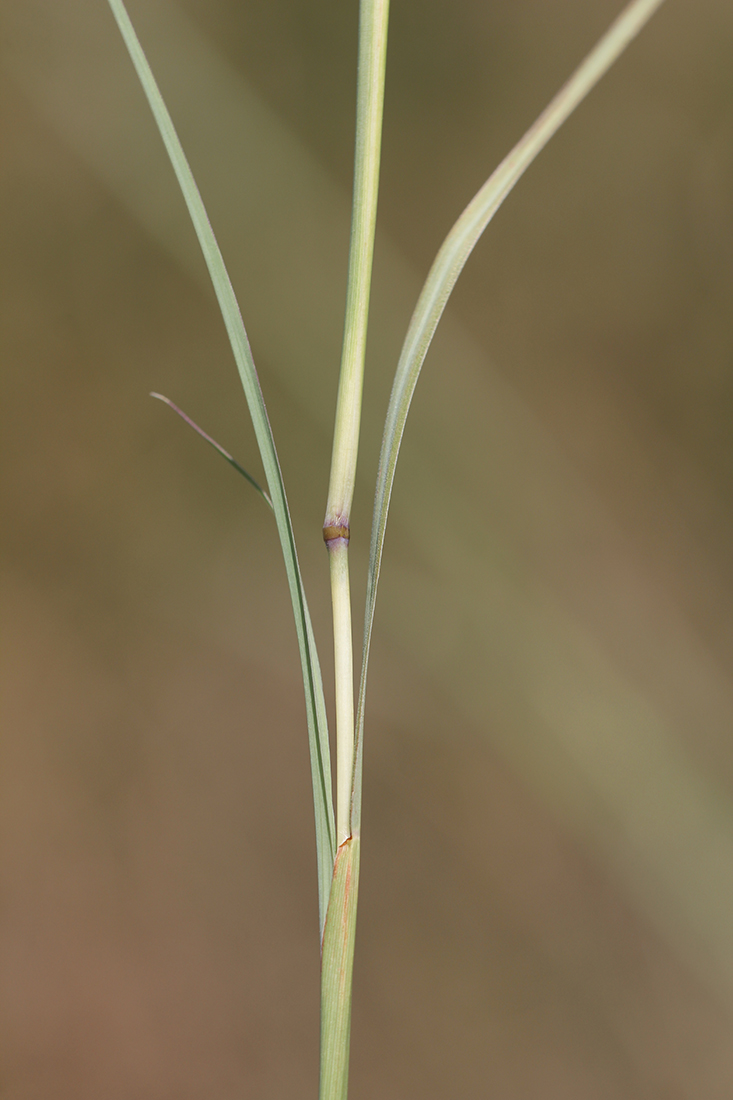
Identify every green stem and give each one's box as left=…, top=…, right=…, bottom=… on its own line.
left=320, top=2, right=389, bottom=1097
left=320, top=837, right=360, bottom=1100
left=325, top=0, right=390, bottom=527
left=329, top=539, right=356, bottom=845
left=324, top=0, right=389, bottom=846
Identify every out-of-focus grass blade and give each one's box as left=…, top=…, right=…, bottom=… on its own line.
left=107, top=0, right=336, bottom=930
left=150, top=392, right=274, bottom=508
left=319, top=836, right=360, bottom=1100
left=351, top=0, right=667, bottom=834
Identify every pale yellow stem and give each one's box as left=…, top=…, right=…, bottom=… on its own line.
left=328, top=538, right=355, bottom=846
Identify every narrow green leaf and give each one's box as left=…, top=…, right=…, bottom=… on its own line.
left=320, top=837, right=360, bottom=1100
left=352, top=0, right=667, bottom=834
left=107, top=0, right=336, bottom=930
left=150, top=392, right=274, bottom=508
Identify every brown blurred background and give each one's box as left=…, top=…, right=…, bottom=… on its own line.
left=2, top=0, right=733, bottom=1096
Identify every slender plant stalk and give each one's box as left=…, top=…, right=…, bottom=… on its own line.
left=324, top=0, right=390, bottom=849
left=327, top=539, right=356, bottom=847
left=320, top=2, right=389, bottom=1097
left=319, top=836, right=360, bottom=1099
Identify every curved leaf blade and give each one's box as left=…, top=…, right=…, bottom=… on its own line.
left=352, top=0, right=667, bottom=834
left=107, top=0, right=336, bottom=930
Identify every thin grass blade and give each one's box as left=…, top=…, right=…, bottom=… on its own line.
left=352, top=0, right=667, bottom=834
left=107, top=0, right=336, bottom=930
left=150, top=392, right=274, bottom=508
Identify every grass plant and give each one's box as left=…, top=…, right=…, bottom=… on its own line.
left=105, top=0, right=667, bottom=1094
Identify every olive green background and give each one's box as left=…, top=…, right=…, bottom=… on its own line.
left=2, top=1, right=733, bottom=1096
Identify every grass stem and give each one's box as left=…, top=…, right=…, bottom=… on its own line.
left=325, top=0, right=389, bottom=847
left=325, top=0, right=390, bottom=528
left=320, top=2, right=389, bottom=1094
left=320, top=837, right=360, bottom=1100
left=328, top=538, right=356, bottom=846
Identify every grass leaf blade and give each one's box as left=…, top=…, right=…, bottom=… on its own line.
left=352, top=0, right=667, bottom=834
left=150, top=392, right=273, bottom=508
left=107, top=0, right=336, bottom=930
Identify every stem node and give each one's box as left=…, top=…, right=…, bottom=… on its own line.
left=323, top=522, right=351, bottom=547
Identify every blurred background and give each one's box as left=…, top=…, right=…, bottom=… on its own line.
left=2, top=0, right=733, bottom=1096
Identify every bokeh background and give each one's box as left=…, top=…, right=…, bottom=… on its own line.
left=2, top=0, right=733, bottom=1096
